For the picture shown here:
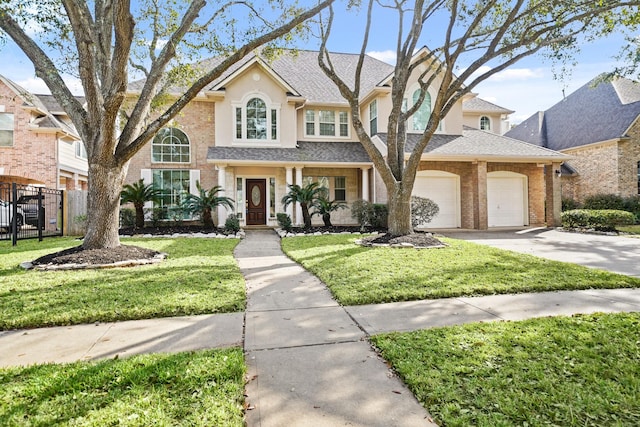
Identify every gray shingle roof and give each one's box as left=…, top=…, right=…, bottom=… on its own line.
left=506, top=76, right=640, bottom=150
left=462, top=97, right=514, bottom=113
left=207, top=141, right=372, bottom=163
left=377, top=127, right=569, bottom=160
left=131, top=50, right=395, bottom=105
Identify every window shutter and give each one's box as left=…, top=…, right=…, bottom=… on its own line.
left=189, top=170, right=200, bottom=195
left=140, top=169, right=153, bottom=212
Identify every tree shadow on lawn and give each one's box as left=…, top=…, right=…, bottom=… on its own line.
left=0, top=264, right=245, bottom=330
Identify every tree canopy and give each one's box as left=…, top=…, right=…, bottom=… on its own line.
left=318, top=0, right=640, bottom=235
left=0, top=0, right=333, bottom=248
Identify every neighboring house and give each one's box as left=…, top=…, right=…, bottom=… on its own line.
left=506, top=75, right=640, bottom=203
left=125, top=48, right=568, bottom=229
left=0, top=75, right=88, bottom=190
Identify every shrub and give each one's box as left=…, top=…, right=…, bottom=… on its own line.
left=561, top=197, right=581, bottom=212
left=411, top=196, right=439, bottom=228
left=351, top=199, right=388, bottom=228
left=583, top=194, right=625, bottom=211
left=224, top=214, right=241, bottom=233
left=150, top=207, right=164, bottom=227
left=119, top=208, right=136, bottom=228
left=276, top=213, right=292, bottom=232
left=561, top=209, right=635, bottom=231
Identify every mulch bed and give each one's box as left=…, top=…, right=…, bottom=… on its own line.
left=31, top=245, right=161, bottom=266
left=359, top=232, right=445, bottom=248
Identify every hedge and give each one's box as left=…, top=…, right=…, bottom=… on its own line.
left=561, top=209, right=635, bottom=231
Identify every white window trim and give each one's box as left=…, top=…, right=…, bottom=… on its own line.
left=233, top=92, right=281, bottom=146
left=480, top=116, right=491, bottom=131
left=304, top=108, right=351, bottom=139
left=151, top=127, right=192, bottom=164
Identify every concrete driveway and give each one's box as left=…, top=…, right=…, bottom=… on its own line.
left=441, top=228, right=640, bottom=278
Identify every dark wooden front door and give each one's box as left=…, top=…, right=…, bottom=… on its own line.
left=246, top=179, right=267, bottom=225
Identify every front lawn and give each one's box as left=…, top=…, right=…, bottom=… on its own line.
left=0, top=348, right=245, bottom=426
left=372, top=312, right=640, bottom=426
left=618, top=224, right=640, bottom=235
left=0, top=237, right=245, bottom=330
left=281, top=234, right=640, bottom=305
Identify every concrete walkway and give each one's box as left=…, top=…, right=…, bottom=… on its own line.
left=236, top=230, right=435, bottom=426
left=1, top=229, right=640, bottom=425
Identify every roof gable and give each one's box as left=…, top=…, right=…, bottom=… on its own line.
left=462, top=96, right=514, bottom=114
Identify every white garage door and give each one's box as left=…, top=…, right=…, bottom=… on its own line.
left=413, top=171, right=460, bottom=228
left=487, top=173, right=528, bottom=227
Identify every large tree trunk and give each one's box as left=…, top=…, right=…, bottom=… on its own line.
left=83, top=161, right=129, bottom=249
left=386, top=185, right=413, bottom=236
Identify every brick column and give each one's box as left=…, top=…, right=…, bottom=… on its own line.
left=545, top=162, right=562, bottom=227
left=473, top=161, right=488, bottom=230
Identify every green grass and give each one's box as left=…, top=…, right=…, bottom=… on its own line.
left=371, top=312, right=640, bottom=427
left=0, top=237, right=245, bottom=330
left=281, top=234, right=640, bottom=305
left=618, top=224, right=640, bottom=235
left=0, top=348, right=245, bottom=426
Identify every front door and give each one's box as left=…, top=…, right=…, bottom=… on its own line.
left=246, top=179, right=267, bottom=225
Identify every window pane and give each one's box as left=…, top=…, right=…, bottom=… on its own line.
left=246, top=98, right=267, bottom=139
left=480, top=116, right=491, bottom=131
left=152, top=127, right=190, bottom=163
left=305, top=110, right=315, bottom=135
left=0, top=130, right=14, bottom=146
left=236, top=107, right=242, bottom=139
left=334, top=176, right=346, bottom=201
left=412, top=89, right=431, bottom=131
left=319, top=111, right=335, bottom=136
left=152, top=169, right=191, bottom=219
left=339, top=111, right=348, bottom=137
left=271, top=109, right=277, bottom=140
left=0, top=113, right=14, bottom=146
left=236, top=177, right=243, bottom=219
left=369, top=100, right=377, bottom=135
left=270, top=177, right=276, bottom=218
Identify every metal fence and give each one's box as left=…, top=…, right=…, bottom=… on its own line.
left=0, top=183, right=63, bottom=245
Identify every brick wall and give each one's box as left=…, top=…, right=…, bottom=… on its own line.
left=561, top=142, right=620, bottom=202
left=0, top=82, right=59, bottom=187
left=618, top=120, right=640, bottom=198
left=125, top=100, right=217, bottom=188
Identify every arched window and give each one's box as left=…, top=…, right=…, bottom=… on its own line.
left=152, top=127, right=190, bottom=163
left=412, top=89, right=431, bottom=131
left=235, top=96, right=278, bottom=141
left=480, top=116, right=491, bottom=131
left=246, top=98, right=267, bottom=139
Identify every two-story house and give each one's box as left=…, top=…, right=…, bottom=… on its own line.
left=0, top=75, right=88, bottom=190
left=125, top=49, right=568, bottom=229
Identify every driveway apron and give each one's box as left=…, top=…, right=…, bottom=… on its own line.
left=235, top=230, right=435, bottom=427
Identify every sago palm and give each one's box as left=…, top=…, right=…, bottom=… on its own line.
left=281, top=182, right=326, bottom=229
left=182, top=181, right=234, bottom=229
left=313, top=196, right=347, bottom=227
left=120, top=179, right=161, bottom=229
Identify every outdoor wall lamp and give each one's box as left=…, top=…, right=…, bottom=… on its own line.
left=555, top=169, right=562, bottom=178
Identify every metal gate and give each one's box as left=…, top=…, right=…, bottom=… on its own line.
left=0, top=183, right=63, bottom=245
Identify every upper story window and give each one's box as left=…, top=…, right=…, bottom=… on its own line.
left=480, top=116, right=491, bottom=131
left=369, top=100, right=378, bottom=135
left=0, top=113, right=14, bottom=147
left=306, top=109, right=349, bottom=138
left=75, top=141, right=88, bottom=159
left=235, top=96, right=278, bottom=142
left=152, top=127, right=190, bottom=163
left=411, top=89, right=431, bottom=131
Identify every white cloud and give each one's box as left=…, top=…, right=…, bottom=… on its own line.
left=17, top=77, right=84, bottom=96
left=487, top=68, right=545, bottom=82
left=367, top=50, right=396, bottom=65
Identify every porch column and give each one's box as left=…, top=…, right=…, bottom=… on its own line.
left=545, top=162, right=562, bottom=227
left=217, top=164, right=228, bottom=227
left=361, top=167, right=370, bottom=201
left=285, top=166, right=294, bottom=219
left=73, top=173, right=80, bottom=190
left=295, top=166, right=303, bottom=226
left=472, top=161, right=488, bottom=230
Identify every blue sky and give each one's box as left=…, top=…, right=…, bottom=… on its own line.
left=0, top=2, right=635, bottom=124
